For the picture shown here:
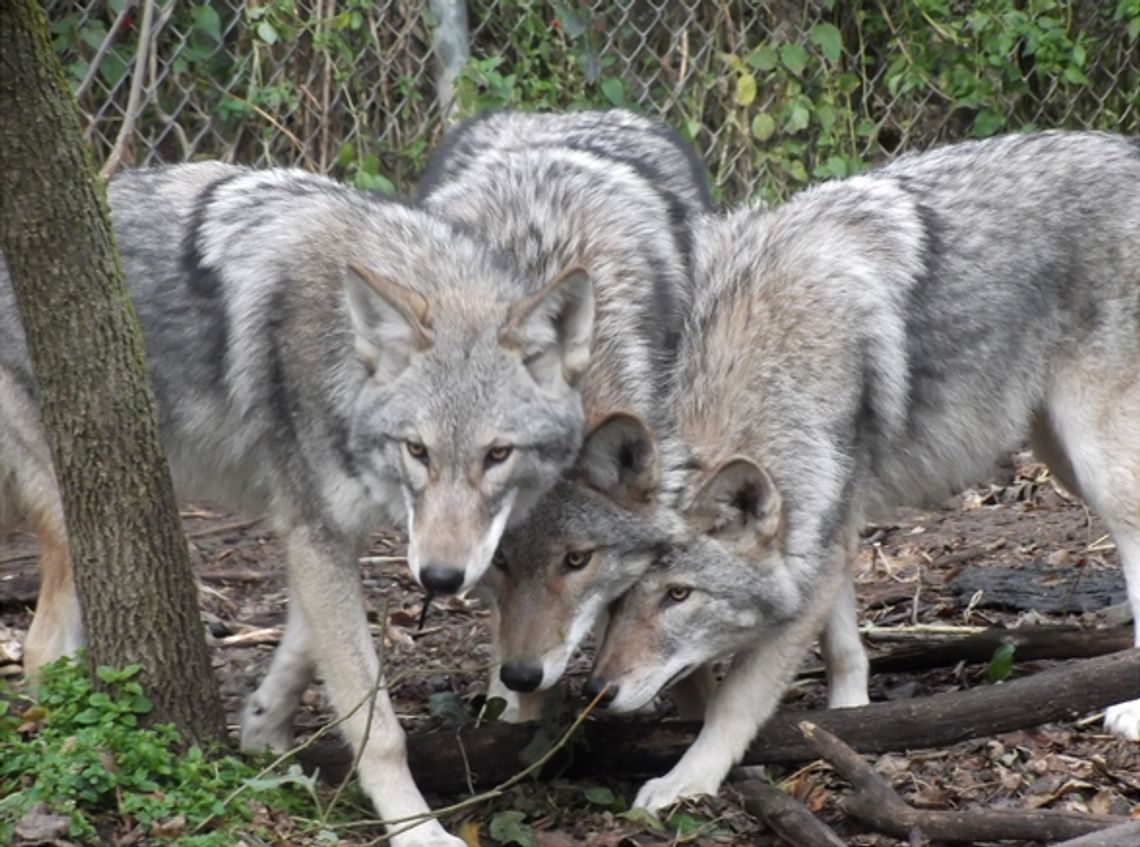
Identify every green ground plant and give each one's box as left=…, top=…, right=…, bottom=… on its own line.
left=0, top=657, right=370, bottom=846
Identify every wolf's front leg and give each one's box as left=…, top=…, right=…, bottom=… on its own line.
left=633, top=575, right=837, bottom=813
left=1104, top=533, right=1140, bottom=740
left=821, top=565, right=869, bottom=709
left=283, top=524, right=465, bottom=847
left=241, top=590, right=315, bottom=752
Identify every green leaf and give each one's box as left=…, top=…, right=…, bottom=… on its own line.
left=751, top=112, right=776, bottom=141
left=780, top=43, right=808, bottom=75
left=71, top=707, right=97, bottom=723
left=720, top=51, right=746, bottom=74
left=783, top=96, right=812, bottom=133
left=426, top=691, right=472, bottom=728
left=584, top=786, right=617, bottom=806
left=355, top=171, right=395, bottom=194
left=600, top=76, right=624, bottom=106
left=245, top=764, right=318, bottom=793
left=192, top=5, right=222, bottom=42
left=489, top=810, right=538, bottom=847
left=815, top=102, right=837, bottom=133
left=665, top=811, right=708, bottom=836
left=986, top=641, right=1016, bottom=683
left=734, top=72, right=757, bottom=107
left=1061, top=66, right=1090, bottom=85
left=746, top=45, right=778, bottom=71
left=809, top=22, right=843, bottom=63
left=336, top=141, right=355, bottom=169
left=619, top=807, right=665, bottom=830
left=481, top=696, right=508, bottom=723
left=257, top=20, right=278, bottom=45
left=971, top=108, right=1007, bottom=137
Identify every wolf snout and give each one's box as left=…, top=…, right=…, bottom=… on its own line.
left=583, top=676, right=617, bottom=707
left=499, top=660, right=544, bottom=692
left=419, top=564, right=465, bottom=595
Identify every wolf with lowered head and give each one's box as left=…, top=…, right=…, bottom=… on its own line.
left=582, top=131, right=1140, bottom=812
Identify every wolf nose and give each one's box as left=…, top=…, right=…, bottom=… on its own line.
left=583, top=676, right=617, bottom=707
left=420, top=565, right=464, bottom=595
left=499, top=661, right=544, bottom=693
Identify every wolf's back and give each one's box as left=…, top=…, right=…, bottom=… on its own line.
left=416, top=108, right=714, bottom=230
left=416, top=110, right=711, bottom=432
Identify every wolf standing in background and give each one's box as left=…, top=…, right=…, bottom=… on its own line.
left=584, top=131, right=1140, bottom=812
left=1, top=161, right=609, bottom=847
left=414, top=109, right=713, bottom=707
left=410, top=108, right=712, bottom=594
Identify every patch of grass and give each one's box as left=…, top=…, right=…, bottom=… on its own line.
left=0, top=657, right=373, bottom=846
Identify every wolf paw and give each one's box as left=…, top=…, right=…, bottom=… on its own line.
left=239, top=696, right=295, bottom=753
left=388, top=821, right=466, bottom=847
left=633, top=769, right=721, bottom=813
left=1104, top=699, right=1140, bottom=741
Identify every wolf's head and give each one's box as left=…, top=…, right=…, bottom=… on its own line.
left=344, top=260, right=594, bottom=594
left=486, top=413, right=679, bottom=693
left=587, top=456, right=801, bottom=712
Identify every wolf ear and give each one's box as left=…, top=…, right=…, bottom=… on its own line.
left=575, top=412, right=660, bottom=505
left=688, top=457, right=782, bottom=549
left=345, top=262, right=434, bottom=379
left=500, top=267, right=594, bottom=389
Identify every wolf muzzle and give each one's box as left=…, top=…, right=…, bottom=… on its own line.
left=419, top=564, right=464, bottom=594
left=500, top=660, right=544, bottom=693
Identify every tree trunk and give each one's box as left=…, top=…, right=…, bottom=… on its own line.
left=0, top=0, right=224, bottom=746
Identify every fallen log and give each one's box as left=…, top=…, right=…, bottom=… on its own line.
left=795, top=624, right=1134, bottom=679
left=1046, top=821, right=1140, bottom=847
left=297, top=648, right=1140, bottom=795
left=800, top=721, right=1128, bottom=843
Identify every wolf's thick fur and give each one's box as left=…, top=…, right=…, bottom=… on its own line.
left=0, top=160, right=651, bottom=846
left=416, top=107, right=714, bottom=276
left=586, top=131, right=1140, bottom=812
left=414, top=109, right=712, bottom=708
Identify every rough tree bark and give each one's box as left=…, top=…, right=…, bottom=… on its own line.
left=0, top=0, right=224, bottom=745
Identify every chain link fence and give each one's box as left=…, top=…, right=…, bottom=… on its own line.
left=47, top=1, right=1140, bottom=202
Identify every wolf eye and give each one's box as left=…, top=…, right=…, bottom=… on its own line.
left=563, top=550, right=593, bottom=570
left=485, top=445, right=513, bottom=467
left=666, top=585, right=692, bottom=603
left=405, top=441, right=428, bottom=464
left=492, top=549, right=508, bottom=571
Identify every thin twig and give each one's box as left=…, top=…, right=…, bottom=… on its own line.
left=187, top=517, right=264, bottom=540
left=75, top=0, right=137, bottom=103
left=193, top=668, right=385, bottom=835
left=860, top=623, right=988, bottom=640
left=361, top=684, right=612, bottom=845
left=100, top=0, right=157, bottom=179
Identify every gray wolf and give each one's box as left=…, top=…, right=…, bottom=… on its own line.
left=584, top=130, right=1140, bottom=813
left=414, top=108, right=713, bottom=710
left=0, top=160, right=618, bottom=847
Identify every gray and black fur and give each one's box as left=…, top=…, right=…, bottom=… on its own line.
left=415, top=109, right=714, bottom=703
left=0, top=161, right=625, bottom=847
left=583, top=131, right=1140, bottom=812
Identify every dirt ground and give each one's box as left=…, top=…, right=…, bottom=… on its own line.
left=2, top=451, right=1138, bottom=845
